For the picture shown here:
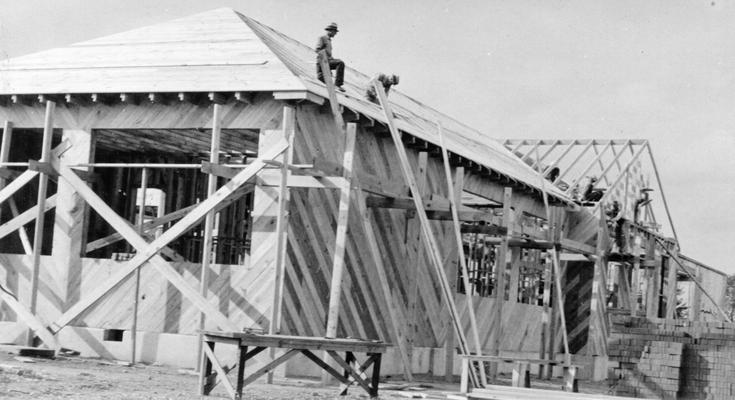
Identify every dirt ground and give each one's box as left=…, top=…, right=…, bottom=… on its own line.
left=0, top=351, right=614, bottom=399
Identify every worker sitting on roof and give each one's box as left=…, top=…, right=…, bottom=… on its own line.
left=315, top=23, right=346, bottom=92
left=365, top=73, right=400, bottom=104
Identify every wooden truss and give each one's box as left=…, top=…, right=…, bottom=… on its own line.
left=503, top=139, right=678, bottom=242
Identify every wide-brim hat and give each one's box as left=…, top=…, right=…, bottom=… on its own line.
left=325, top=22, right=339, bottom=32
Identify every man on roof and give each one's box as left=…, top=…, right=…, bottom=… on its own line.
left=315, top=23, right=346, bottom=92
left=366, top=73, right=400, bottom=104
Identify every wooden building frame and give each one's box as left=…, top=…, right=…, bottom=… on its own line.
left=0, top=8, right=729, bottom=388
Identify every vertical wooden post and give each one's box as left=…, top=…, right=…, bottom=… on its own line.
left=406, top=152, right=428, bottom=368
left=538, top=251, right=552, bottom=378
left=645, top=237, right=659, bottom=319
left=689, top=266, right=702, bottom=322
left=53, top=128, right=94, bottom=312
left=27, top=100, right=55, bottom=346
left=445, top=166, right=463, bottom=382
left=324, top=123, right=357, bottom=338
left=489, top=188, right=512, bottom=377
left=195, top=104, right=222, bottom=370
left=438, top=124, right=487, bottom=386
left=322, top=123, right=357, bottom=385
left=664, top=247, right=679, bottom=319
left=587, top=209, right=607, bottom=357
left=508, top=247, right=521, bottom=304
left=131, top=167, right=148, bottom=364
left=630, top=243, right=641, bottom=316
left=267, top=106, right=295, bottom=383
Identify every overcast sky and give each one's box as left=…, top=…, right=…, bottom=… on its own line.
left=1, top=0, right=733, bottom=273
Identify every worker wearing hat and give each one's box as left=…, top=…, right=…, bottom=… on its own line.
left=316, top=23, right=346, bottom=91
left=365, top=73, right=400, bottom=104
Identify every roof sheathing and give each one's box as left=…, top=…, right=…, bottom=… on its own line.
left=0, top=8, right=305, bottom=93
left=238, top=12, right=570, bottom=202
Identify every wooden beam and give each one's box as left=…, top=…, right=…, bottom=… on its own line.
left=48, top=139, right=288, bottom=334
left=438, top=122, right=487, bottom=385
left=0, top=283, right=59, bottom=351
left=0, top=195, right=56, bottom=242
left=27, top=100, right=55, bottom=346
left=324, top=123, right=357, bottom=338
left=405, top=151, right=428, bottom=375
left=374, top=81, right=478, bottom=386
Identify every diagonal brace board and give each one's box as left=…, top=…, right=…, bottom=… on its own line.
left=0, top=281, right=60, bottom=351
left=48, top=139, right=288, bottom=333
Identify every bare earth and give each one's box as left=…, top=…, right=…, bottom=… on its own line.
left=0, top=351, right=613, bottom=399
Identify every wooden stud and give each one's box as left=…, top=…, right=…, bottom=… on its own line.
left=405, top=151, right=428, bottom=370
left=27, top=100, right=55, bottom=346
left=489, top=187, right=512, bottom=378
left=130, top=167, right=148, bottom=365
left=438, top=122, right=487, bottom=386
left=324, top=123, right=357, bottom=338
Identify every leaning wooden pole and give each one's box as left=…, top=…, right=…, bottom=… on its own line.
left=646, top=143, right=679, bottom=244
left=27, top=100, right=55, bottom=346
left=437, top=122, right=487, bottom=386
left=374, top=82, right=479, bottom=386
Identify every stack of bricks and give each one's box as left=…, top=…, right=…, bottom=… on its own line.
left=609, top=340, right=681, bottom=399
left=608, top=313, right=735, bottom=399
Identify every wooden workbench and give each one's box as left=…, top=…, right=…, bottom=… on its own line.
left=198, top=331, right=387, bottom=399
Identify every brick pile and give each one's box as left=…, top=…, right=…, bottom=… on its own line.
left=609, top=340, right=681, bottom=399
left=608, top=313, right=735, bottom=399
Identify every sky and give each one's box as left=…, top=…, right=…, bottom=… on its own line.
left=0, top=0, right=733, bottom=273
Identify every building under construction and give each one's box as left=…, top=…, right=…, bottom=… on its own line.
left=0, top=8, right=730, bottom=400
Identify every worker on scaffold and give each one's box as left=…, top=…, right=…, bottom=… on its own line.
left=316, top=23, right=346, bottom=92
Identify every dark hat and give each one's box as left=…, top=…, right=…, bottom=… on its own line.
left=325, top=22, right=339, bottom=32
left=390, top=74, right=400, bottom=85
